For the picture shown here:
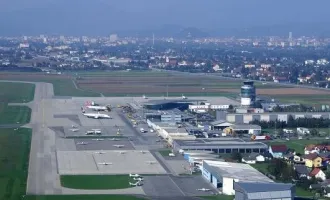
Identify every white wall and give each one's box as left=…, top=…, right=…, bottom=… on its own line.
left=202, top=167, right=211, bottom=182
left=212, top=176, right=218, bottom=188
left=223, top=177, right=235, bottom=195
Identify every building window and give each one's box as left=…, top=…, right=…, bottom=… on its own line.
left=239, top=149, right=245, bottom=153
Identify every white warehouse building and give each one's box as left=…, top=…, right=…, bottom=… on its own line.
left=202, top=160, right=273, bottom=195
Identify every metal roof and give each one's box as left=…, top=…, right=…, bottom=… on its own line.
left=230, top=124, right=262, bottom=130
left=204, top=161, right=273, bottom=183
left=174, top=139, right=268, bottom=149
left=144, top=99, right=205, bottom=106
left=235, top=182, right=293, bottom=193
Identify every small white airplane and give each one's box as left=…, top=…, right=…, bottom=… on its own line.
left=85, top=101, right=108, bottom=111
left=182, top=94, right=187, bottom=99
left=142, top=95, right=148, bottom=99
left=113, top=145, right=125, bottom=148
left=109, top=138, right=120, bottom=141
left=69, top=128, right=79, bottom=132
left=146, top=161, right=156, bottom=165
left=129, top=173, right=141, bottom=177
left=98, top=162, right=112, bottom=165
left=117, top=151, right=126, bottom=154
left=133, top=177, right=144, bottom=181
left=197, top=188, right=211, bottom=192
left=140, top=151, right=147, bottom=154
left=71, top=125, right=78, bottom=128
left=94, top=151, right=106, bottom=154
left=129, top=181, right=143, bottom=186
left=84, top=112, right=111, bottom=119
left=76, top=142, right=88, bottom=145
left=92, top=138, right=104, bottom=141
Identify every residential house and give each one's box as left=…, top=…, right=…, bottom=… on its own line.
left=309, top=168, right=326, bottom=181
left=303, top=153, right=322, bottom=168
left=294, top=165, right=310, bottom=179
left=293, top=155, right=305, bottom=164
left=261, top=151, right=273, bottom=160
left=319, top=152, right=330, bottom=167
left=304, top=145, right=321, bottom=155
left=241, top=153, right=265, bottom=164
left=269, top=145, right=288, bottom=158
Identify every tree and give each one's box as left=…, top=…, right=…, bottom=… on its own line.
left=311, top=129, right=318, bottom=137
left=231, top=152, right=242, bottom=162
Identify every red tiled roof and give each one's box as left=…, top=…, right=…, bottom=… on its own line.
left=309, top=168, right=321, bottom=177
left=271, top=145, right=288, bottom=153
left=303, top=153, right=319, bottom=160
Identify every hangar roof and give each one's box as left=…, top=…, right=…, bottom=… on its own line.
left=203, top=160, right=273, bottom=183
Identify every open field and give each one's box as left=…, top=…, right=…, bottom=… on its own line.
left=0, top=128, right=31, bottom=200
left=0, top=104, right=31, bottom=124
left=23, top=195, right=146, bottom=200
left=0, top=73, right=99, bottom=97
left=60, top=175, right=133, bottom=190
left=0, top=82, right=35, bottom=103
left=2, top=72, right=330, bottom=106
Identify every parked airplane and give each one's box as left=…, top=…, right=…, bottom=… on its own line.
left=72, top=125, right=78, bottom=128
left=142, top=95, right=148, bottom=99
left=197, top=188, right=211, bottom=192
left=84, top=112, right=111, bottom=119
left=94, top=151, right=106, bottom=154
left=129, top=181, right=143, bottom=186
left=140, top=151, right=147, bottom=154
left=182, top=94, right=187, bottom=99
left=92, top=138, right=104, bottom=141
left=113, top=145, right=124, bottom=148
left=146, top=161, right=156, bottom=165
left=76, top=142, right=88, bottom=145
left=98, top=162, right=112, bottom=165
left=85, top=101, right=110, bottom=111
left=129, top=174, right=141, bottom=177
left=133, top=177, right=144, bottom=181
left=117, top=151, right=126, bottom=154
left=86, top=130, right=102, bottom=135
left=69, top=128, right=79, bottom=132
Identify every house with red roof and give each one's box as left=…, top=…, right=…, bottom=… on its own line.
left=269, top=145, right=288, bottom=158
left=309, top=168, right=326, bottom=181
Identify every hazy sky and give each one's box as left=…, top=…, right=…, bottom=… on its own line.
left=1, top=0, right=330, bottom=36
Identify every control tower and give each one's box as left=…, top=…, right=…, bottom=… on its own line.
left=241, top=81, right=256, bottom=106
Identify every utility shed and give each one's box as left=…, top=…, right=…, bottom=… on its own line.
left=234, top=182, right=295, bottom=200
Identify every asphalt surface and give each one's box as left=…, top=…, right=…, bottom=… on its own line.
left=0, top=80, right=218, bottom=197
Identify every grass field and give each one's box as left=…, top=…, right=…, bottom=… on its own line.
left=199, top=195, right=234, bottom=200
left=0, top=82, right=35, bottom=103
left=23, top=195, right=146, bottom=200
left=0, top=128, right=31, bottom=200
left=158, top=149, right=172, bottom=156
left=0, top=82, right=34, bottom=124
left=0, top=104, right=31, bottom=124
left=60, top=175, right=134, bottom=190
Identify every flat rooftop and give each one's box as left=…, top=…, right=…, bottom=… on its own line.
left=57, top=150, right=167, bottom=175
left=174, top=138, right=268, bottom=149
left=204, top=160, right=273, bottom=183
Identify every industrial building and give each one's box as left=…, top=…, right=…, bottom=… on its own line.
left=202, top=160, right=273, bottom=195
left=234, top=182, right=295, bottom=200
left=172, top=138, right=268, bottom=154
left=224, top=112, right=330, bottom=124
left=224, top=124, right=262, bottom=136
left=143, top=99, right=201, bottom=110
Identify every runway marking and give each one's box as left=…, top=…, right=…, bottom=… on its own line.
left=92, top=154, right=99, bottom=171
left=168, top=176, right=186, bottom=196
